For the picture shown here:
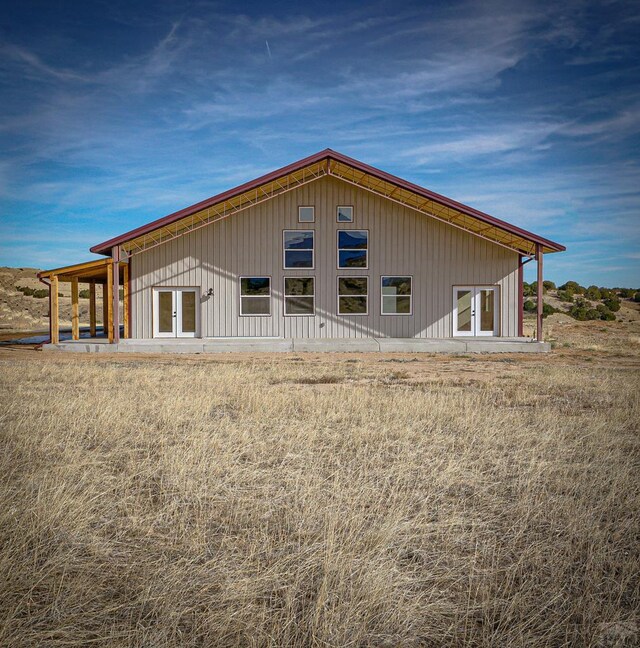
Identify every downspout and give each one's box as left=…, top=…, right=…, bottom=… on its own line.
left=37, top=274, right=52, bottom=347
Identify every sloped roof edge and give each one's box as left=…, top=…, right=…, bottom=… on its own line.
left=90, top=148, right=565, bottom=255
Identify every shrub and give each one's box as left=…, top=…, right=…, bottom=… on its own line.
left=596, top=305, right=616, bottom=321
left=559, top=281, right=585, bottom=294
left=585, top=309, right=601, bottom=320
left=522, top=282, right=534, bottom=297
left=16, top=286, right=48, bottom=299
left=570, top=306, right=588, bottom=321
left=557, top=290, right=574, bottom=303
left=523, top=300, right=555, bottom=317
left=603, top=298, right=621, bottom=312
left=585, top=285, right=601, bottom=300
left=599, top=288, right=614, bottom=300
left=618, top=288, right=636, bottom=299
left=79, top=289, right=91, bottom=299
left=543, top=280, right=556, bottom=291
left=634, top=292, right=640, bottom=303
left=569, top=299, right=596, bottom=320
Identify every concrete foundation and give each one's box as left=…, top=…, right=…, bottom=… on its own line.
left=42, top=337, right=550, bottom=354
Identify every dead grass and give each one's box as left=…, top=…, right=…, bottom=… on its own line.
left=0, top=348, right=638, bottom=647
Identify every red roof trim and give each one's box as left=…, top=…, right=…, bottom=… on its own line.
left=90, top=148, right=565, bottom=254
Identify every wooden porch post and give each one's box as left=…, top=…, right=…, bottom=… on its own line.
left=112, top=247, right=120, bottom=343
left=71, top=277, right=80, bottom=341
left=106, top=260, right=114, bottom=344
left=89, top=281, right=96, bottom=337
left=102, top=282, right=109, bottom=337
left=536, top=243, right=543, bottom=342
left=51, top=275, right=59, bottom=344
left=122, top=263, right=129, bottom=339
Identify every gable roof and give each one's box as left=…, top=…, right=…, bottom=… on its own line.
left=90, top=148, right=565, bottom=258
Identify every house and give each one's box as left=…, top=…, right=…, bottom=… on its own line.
left=38, top=149, right=564, bottom=352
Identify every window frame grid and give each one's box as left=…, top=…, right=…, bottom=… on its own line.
left=380, top=275, right=413, bottom=316
left=298, top=205, right=315, bottom=223
left=283, top=276, right=316, bottom=317
left=337, top=275, right=369, bottom=316
left=336, top=229, right=369, bottom=270
left=336, top=205, right=354, bottom=223
left=239, top=276, right=272, bottom=317
left=283, top=229, right=315, bottom=270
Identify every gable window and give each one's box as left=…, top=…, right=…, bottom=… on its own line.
left=240, top=277, right=271, bottom=316
left=283, top=230, right=314, bottom=269
left=337, top=206, right=353, bottom=222
left=298, top=206, right=315, bottom=223
left=284, top=277, right=315, bottom=315
left=338, top=277, right=368, bottom=315
left=337, top=230, right=368, bottom=268
left=381, top=276, right=412, bottom=315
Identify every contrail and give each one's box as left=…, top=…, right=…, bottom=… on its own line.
left=265, top=40, right=272, bottom=60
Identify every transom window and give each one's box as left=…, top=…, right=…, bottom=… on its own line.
left=337, top=206, right=353, bottom=222
left=338, top=277, right=368, bottom=315
left=240, top=277, right=271, bottom=316
left=381, top=276, right=412, bottom=315
left=337, top=230, right=368, bottom=268
left=284, top=277, right=315, bottom=316
left=298, top=206, right=315, bottom=223
left=283, top=230, right=314, bottom=269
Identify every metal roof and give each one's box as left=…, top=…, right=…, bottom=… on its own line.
left=90, top=149, right=565, bottom=258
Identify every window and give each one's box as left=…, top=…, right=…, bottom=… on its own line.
left=337, top=230, right=368, bottom=268
left=240, top=277, right=271, bottom=316
left=284, top=277, right=315, bottom=315
left=338, top=277, right=368, bottom=315
left=337, top=205, right=353, bottom=222
left=381, top=276, right=412, bottom=315
left=284, top=230, right=314, bottom=269
left=298, top=206, right=315, bottom=223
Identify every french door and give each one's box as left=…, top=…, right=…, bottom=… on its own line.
left=153, top=288, right=199, bottom=338
left=453, top=286, right=499, bottom=336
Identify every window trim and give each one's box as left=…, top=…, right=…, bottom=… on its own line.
left=336, top=205, right=354, bottom=223
left=298, top=205, right=315, bottom=223
left=239, top=276, right=272, bottom=317
left=380, top=275, right=413, bottom=316
left=283, top=229, right=315, bottom=270
left=337, top=275, right=369, bottom=316
left=283, top=276, right=316, bottom=317
left=336, top=229, right=369, bottom=270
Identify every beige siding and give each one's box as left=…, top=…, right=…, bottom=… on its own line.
left=130, top=176, right=519, bottom=339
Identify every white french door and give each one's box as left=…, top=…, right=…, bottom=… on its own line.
left=153, top=288, right=199, bottom=338
left=453, top=286, right=499, bottom=336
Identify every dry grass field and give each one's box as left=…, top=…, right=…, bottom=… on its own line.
left=0, top=320, right=639, bottom=646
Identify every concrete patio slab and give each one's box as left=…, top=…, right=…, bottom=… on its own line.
left=42, top=337, right=550, bottom=353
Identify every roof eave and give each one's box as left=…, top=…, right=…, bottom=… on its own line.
left=89, top=148, right=565, bottom=256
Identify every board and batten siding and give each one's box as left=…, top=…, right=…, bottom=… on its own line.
left=129, top=176, right=519, bottom=339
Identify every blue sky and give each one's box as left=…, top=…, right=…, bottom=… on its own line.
left=1, top=0, right=639, bottom=286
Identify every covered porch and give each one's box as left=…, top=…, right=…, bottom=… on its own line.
left=37, top=258, right=129, bottom=344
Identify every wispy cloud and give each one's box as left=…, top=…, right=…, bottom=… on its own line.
left=0, top=0, right=639, bottom=284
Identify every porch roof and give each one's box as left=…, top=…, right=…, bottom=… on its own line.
left=38, top=258, right=127, bottom=284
